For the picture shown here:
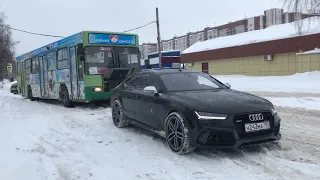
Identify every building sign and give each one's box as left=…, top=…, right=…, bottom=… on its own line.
left=89, top=33, right=136, bottom=46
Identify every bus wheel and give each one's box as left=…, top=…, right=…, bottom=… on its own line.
left=60, top=86, right=72, bottom=108
left=27, top=86, right=34, bottom=101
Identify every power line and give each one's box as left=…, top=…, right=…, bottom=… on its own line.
left=0, top=24, right=64, bottom=38
left=122, top=21, right=156, bottom=33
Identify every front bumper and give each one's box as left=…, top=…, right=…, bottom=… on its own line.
left=84, top=87, right=112, bottom=102
left=188, top=112, right=281, bottom=148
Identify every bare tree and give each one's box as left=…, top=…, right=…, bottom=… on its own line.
left=283, top=0, right=320, bottom=35
left=283, top=0, right=320, bottom=13
left=0, top=11, right=15, bottom=81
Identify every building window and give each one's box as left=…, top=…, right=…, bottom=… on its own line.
left=57, top=48, right=69, bottom=69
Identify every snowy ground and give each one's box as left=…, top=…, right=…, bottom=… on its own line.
left=1, top=75, right=320, bottom=180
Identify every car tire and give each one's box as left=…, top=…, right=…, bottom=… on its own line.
left=165, top=112, right=195, bottom=154
left=27, top=86, right=34, bottom=101
left=111, top=99, right=129, bottom=128
left=60, top=86, right=73, bottom=108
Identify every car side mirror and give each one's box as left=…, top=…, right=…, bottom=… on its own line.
left=225, top=83, right=231, bottom=89
left=143, top=86, right=159, bottom=97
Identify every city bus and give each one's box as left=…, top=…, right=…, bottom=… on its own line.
left=15, top=31, right=141, bottom=107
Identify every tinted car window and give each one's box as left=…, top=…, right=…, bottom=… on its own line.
left=125, top=75, right=147, bottom=89
left=145, top=74, right=163, bottom=91
left=160, top=72, right=223, bottom=91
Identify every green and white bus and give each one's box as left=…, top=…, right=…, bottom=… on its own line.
left=15, top=31, right=141, bottom=107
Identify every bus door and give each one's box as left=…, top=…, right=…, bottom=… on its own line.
left=39, top=56, right=45, bottom=98
left=21, top=62, right=25, bottom=96
left=69, top=47, right=78, bottom=100
left=42, top=55, right=48, bottom=98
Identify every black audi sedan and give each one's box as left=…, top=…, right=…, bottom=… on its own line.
left=111, top=69, right=281, bottom=154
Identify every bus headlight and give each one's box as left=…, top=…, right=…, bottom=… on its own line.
left=93, top=87, right=102, bottom=92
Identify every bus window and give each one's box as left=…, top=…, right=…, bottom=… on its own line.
left=116, top=47, right=139, bottom=65
left=47, top=52, right=56, bottom=70
left=57, top=48, right=69, bottom=70
left=32, top=57, right=40, bottom=73
left=25, top=59, right=31, bottom=75
left=84, top=47, right=114, bottom=75
left=17, top=62, right=21, bottom=76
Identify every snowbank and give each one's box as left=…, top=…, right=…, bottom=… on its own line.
left=183, top=17, right=320, bottom=54
left=0, top=80, right=15, bottom=95
left=266, top=97, right=320, bottom=111
left=215, top=71, right=320, bottom=93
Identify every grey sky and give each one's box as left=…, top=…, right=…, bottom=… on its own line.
left=1, top=0, right=282, bottom=56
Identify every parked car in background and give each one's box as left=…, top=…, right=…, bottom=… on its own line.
left=10, top=83, right=18, bottom=94
left=110, top=69, right=281, bottom=154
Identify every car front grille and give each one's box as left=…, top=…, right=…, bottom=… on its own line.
left=233, top=111, right=275, bottom=139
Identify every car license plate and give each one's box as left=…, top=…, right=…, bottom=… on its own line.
left=245, top=121, right=270, bottom=132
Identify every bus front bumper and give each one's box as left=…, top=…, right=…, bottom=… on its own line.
left=85, top=87, right=112, bottom=102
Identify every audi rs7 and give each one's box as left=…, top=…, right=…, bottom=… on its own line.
left=110, top=69, right=281, bottom=154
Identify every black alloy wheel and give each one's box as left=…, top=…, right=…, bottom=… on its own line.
left=111, top=99, right=129, bottom=128
left=165, top=112, right=194, bottom=154
left=27, top=86, right=34, bottom=101
left=61, top=87, right=72, bottom=108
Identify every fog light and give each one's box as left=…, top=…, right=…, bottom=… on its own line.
left=93, top=87, right=102, bottom=92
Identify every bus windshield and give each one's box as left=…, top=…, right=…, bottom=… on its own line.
left=85, top=47, right=139, bottom=75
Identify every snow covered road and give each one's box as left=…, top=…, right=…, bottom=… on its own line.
left=1, top=84, right=320, bottom=180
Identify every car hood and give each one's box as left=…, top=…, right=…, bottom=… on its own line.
left=168, top=89, right=273, bottom=114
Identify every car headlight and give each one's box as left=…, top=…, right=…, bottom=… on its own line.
left=93, top=87, right=102, bottom=92
left=195, top=111, right=228, bottom=120
left=271, top=108, right=277, bottom=115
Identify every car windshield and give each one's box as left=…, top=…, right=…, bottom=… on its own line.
left=160, top=72, right=224, bottom=91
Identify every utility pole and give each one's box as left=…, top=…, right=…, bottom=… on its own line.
left=156, top=7, right=162, bottom=69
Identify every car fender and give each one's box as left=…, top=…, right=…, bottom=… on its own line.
left=163, top=100, right=197, bottom=130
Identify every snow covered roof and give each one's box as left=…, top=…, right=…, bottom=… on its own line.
left=296, top=48, right=320, bottom=55
left=183, top=17, right=320, bottom=54
left=147, top=50, right=180, bottom=56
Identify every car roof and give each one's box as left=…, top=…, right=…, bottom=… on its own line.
left=140, top=69, right=197, bottom=75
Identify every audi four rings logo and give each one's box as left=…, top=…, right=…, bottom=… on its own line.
left=249, top=113, right=264, bottom=121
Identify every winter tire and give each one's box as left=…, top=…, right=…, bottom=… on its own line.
left=27, top=86, right=34, bottom=101
left=60, top=86, right=72, bottom=108
left=111, top=99, right=129, bottom=128
left=165, top=112, right=195, bottom=154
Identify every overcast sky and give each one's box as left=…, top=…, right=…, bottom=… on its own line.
left=1, top=0, right=283, bottom=55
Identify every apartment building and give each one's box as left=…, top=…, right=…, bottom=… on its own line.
left=174, top=35, right=188, bottom=51
left=158, top=8, right=316, bottom=52
left=265, top=8, right=284, bottom=27
left=216, top=19, right=248, bottom=37
left=139, top=43, right=158, bottom=60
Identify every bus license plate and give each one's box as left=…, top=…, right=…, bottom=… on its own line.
left=245, top=121, right=270, bottom=132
